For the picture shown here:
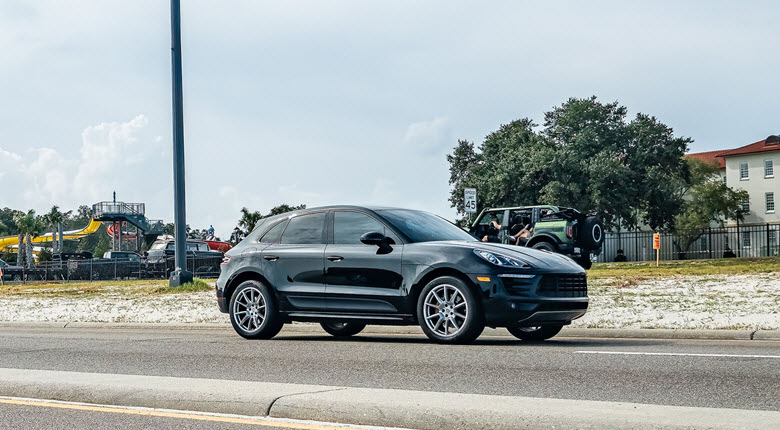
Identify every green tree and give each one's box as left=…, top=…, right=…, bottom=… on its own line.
left=446, top=96, right=691, bottom=230
left=43, top=206, right=70, bottom=255
left=14, top=210, right=44, bottom=268
left=0, top=220, right=7, bottom=236
left=672, top=159, right=748, bottom=256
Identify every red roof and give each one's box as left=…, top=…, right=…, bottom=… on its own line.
left=717, top=138, right=780, bottom=158
left=685, top=150, right=727, bottom=169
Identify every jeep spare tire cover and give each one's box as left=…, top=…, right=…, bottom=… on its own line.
left=580, top=215, right=604, bottom=250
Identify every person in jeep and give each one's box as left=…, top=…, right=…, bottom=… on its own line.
left=469, top=205, right=604, bottom=269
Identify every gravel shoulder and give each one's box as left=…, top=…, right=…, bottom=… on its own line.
left=0, top=259, right=778, bottom=330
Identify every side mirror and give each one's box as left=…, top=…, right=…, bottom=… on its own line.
left=143, top=252, right=149, bottom=257
left=360, top=231, right=388, bottom=246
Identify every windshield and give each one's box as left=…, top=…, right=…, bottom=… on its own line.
left=150, top=242, right=167, bottom=250
left=377, top=209, right=476, bottom=243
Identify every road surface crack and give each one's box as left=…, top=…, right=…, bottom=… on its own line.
left=266, top=387, right=347, bottom=416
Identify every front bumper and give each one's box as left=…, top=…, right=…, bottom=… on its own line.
left=468, top=273, right=589, bottom=327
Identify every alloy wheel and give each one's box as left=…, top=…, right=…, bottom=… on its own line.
left=232, top=286, right=266, bottom=333
left=423, top=284, right=469, bottom=338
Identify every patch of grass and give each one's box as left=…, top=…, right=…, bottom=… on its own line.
left=153, top=278, right=213, bottom=294
left=589, top=257, right=780, bottom=280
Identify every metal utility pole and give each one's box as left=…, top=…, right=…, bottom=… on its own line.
left=169, top=0, right=192, bottom=286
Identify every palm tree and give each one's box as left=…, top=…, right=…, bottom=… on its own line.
left=15, top=210, right=44, bottom=268
left=44, top=206, right=69, bottom=255
left=12, top=210, right=27, bottom=267
left=238, top=207, right=262, bottom=234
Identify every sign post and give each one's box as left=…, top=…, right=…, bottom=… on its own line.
left=653, top=232, right=661, bottom=267
left=464, top=188, right=477, bottom=224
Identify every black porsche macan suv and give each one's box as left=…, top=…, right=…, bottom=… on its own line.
left=216, top=206, right=587, bottom=344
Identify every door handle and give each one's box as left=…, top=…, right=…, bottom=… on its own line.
left=263, top=255, right=279, bottom=261
left=326, top=255, right=343, bottom=262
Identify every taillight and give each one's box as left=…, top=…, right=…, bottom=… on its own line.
left=221, top=256, right=231, bottom=266
left=566, top=225, right=573, bottom=239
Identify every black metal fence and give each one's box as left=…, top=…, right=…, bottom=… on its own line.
left=598, top=224, right=780, bottom=263
left=2, top=256, right=222, bottom=283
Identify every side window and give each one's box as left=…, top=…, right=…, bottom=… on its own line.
left=280, top=213, right=326, bottom=244
left=260, top=220, right=288, bottom=244
left=334, top=211, right=393, bottom=245
left=166, top=243, right=175, bottom=251
left=509, top=210, right=532, bottom=227
left=186, top=243, right=199, bottom=251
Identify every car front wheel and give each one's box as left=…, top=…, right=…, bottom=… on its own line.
left=320, top=322, right=366, bottom=337
left=417, top=276, right=484, bottom=344
left=229, top=280, right=284, bottom=339
left=507, top=324, right=563, bottom=341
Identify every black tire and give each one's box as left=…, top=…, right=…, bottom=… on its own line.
left=576, top=256, right=593, bottom=270
left=320, top=322, right=366, bottom=337
left=579, top=216, right=604, bottom=250
left=507, top=324, right=563, bottom=341
left=229, top=280, right=284, bottom=339
left=417, top=276, right=484, bottom=344
left=531, top=241, right=557, bottom=252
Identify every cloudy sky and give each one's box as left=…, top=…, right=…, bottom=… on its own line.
left=1, top=1, right=777, bottom=237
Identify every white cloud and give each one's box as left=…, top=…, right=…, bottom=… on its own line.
left=403, top=117, right=452, bottom=156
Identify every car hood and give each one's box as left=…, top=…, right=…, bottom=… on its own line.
left=424, top=240, right=584, bottom=271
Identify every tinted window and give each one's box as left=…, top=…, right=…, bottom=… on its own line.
left=260, top=220, right=288, bottom=243
left=281, top=213, right=326, bottom=244
left=334, top=212, right=392, bottom=245
left=378, top=209, right=476, bottom=243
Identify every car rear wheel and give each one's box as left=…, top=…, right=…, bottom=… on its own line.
left=507, top=324, right=563, bottom=341
left=229, top=280, right=284, bottom=339
left=320, top=322, right=366, bottom=337
left=417, top=276, right=484, bottom=344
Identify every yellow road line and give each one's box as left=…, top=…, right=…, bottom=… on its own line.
left=0, top=397, right=372, bottom=430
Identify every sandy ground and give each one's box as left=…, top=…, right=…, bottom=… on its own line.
left=0, top=274, right=778, bottom=329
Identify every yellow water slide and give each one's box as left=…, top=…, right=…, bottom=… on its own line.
left=0, top=219, right=102, bottom=252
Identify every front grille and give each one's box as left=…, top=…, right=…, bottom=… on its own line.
left=537, top=274, right=587, bottom=297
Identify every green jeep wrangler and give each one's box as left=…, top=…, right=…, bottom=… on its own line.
left=468, top=205, right=604, bottom=269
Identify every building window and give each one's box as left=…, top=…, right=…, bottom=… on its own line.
left=766, top=159, right=774, bottom=178
left=741, top=196, right=750, bottom=213
left=742, top=231, right=751, bottom=248
left=739, top=162, right=749, bottom=179
left=767, top=192, right=775, bottom=213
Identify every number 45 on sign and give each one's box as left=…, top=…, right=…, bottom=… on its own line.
left=464, top=188, right=477, bottom=213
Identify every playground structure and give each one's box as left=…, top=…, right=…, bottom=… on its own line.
left=92, top=201, right=165, bottom=252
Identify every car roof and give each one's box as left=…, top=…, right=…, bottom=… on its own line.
left=485, top=205, right=558, bottom=211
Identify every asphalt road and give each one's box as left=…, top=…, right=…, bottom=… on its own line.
left=0, top=326, right=778, bottom=412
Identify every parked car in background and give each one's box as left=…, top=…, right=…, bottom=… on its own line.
left=0, top=259, right=24, bottom=282
left=102, top=251, right=142, bottom=262
left=147, top=238, right=224, bottom=278
left=217, top=206, right=588, bottom=344
left=469, top=205, right=604, bottom=269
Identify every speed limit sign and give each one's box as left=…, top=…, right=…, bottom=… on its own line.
left=464, top=188, right=477, bottom=213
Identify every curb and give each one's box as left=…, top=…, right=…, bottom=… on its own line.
left=0, top=368, right=777, bottom=430
left=0, top=321, right=777, bottom=341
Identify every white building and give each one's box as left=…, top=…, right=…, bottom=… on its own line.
left=687, top=135, right=779, bottom=226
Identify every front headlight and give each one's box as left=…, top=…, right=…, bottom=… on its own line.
left=473, top=249, right=531, bottom=268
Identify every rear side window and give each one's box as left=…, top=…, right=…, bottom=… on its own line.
left=260, top=220, right=289, bottom=244
left=334, top=211, right=396, bottom=245
left=281, top=213, right=326, bottom=244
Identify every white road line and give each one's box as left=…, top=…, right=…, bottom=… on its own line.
left=575, top=351, right=780, bottom=359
